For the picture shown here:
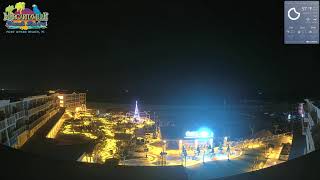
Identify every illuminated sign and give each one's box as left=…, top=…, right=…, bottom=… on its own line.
left=185, top=130, right=214, bottom=139
left=3, top=2, right=49, bottom=33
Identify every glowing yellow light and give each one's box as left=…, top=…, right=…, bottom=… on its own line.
left=58, top=111, right=160, bottom=164
left=83, top=121, right=90, bottom=126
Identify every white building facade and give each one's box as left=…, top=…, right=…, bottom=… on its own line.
left=57, top=92, right=86, bottom=112
left=0, top=93, right=60, bottom=148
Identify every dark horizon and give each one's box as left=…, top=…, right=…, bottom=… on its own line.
left=1, top=0, right=319, bottom=105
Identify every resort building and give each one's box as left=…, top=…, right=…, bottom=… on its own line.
left=56, top=91, right=86, bottom=112
left=0, top=91, right=60, bottom=148
left=303, top=99, right=320, bottom=153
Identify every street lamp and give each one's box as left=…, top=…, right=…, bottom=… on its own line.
left=160, top=151, right=167, bottom=166
left=182, top=146, right=187, bottom=167
left=160, top=140, right=167, bottom=166
left=202, top=149, right=206, bottom=164
left=227, top=144, right=230, bottom=161
left=144, top=146, right=149, bottom=158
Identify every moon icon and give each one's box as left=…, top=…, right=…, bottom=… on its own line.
left=288, top=8, right=301, bottom=20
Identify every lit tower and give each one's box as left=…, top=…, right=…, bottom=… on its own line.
left=133, top=100, right=140, bottom=122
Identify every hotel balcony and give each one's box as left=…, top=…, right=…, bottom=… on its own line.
left=27, top=101, right=53, bottom=117
left=0, top=111, right=26, bottom=132
left=14, top=111, right=25, bottom=120
left=9, top=134, right=18, bottom=146
left=14, top=125, right=27, bottom=137
left=0, top=120, right=6, bottom=131
left=28, top=110, right=51, bottom=130
left=6, top=116, right=16, bottom=126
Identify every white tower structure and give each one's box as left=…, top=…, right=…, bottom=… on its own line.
left=133, top=100, right=140, bottom=122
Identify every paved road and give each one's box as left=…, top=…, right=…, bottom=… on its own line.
left=187, top=148, right=265, bottom=180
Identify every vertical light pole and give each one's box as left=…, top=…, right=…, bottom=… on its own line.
left=164, top=140, right=167, bottom=166
left=144, top=146, right=149, bottom=158
left=194, top=139, right=198, bottom=151
left=202, top=149, right=206, bottom=164
left=121, top=151, right=125, bottom=166
left=182, top=145, right=187, bottom=167
left=179, top=139, right=182, bottom=151
left=227, top=144, right=230, bottom=161
left=185, top=153, right=187, bottom=166
left=163, top=140, right=166, bottom=152
left=160, top=140, right=167, bottom=166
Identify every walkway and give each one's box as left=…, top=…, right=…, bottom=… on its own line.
left=21, top=109, right=95, bottom=161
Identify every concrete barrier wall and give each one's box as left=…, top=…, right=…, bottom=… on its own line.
left=46, top=111, right=67, bottom=139
left=15, top=109, right=59, bottom=149
left=15, top=131, right=28, bottom=149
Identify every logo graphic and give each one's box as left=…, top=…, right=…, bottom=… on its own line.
left=3, top=2, right=48, bottom=31
left=288, top=7, right=301, bottom=20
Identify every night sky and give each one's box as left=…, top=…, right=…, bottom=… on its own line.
left=0, top=0, right=319, bottom=104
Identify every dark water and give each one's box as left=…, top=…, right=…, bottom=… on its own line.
left=88, top=102, right=274, bottom=139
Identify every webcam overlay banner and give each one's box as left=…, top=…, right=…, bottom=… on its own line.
left=2, top=2, right=49, bottom=34
left=284, top=1, right=319, bottom=44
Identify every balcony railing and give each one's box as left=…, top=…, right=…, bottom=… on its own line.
left=0, top=120, right=6, bottom=131
left=6, top=116, right=16, bottom=126
left=9, top=135, right=17, bottom=146
left=0, top=111, right=26, bottom=132
left=15, top=125, right=27, bottom=136
left=28, top=102, right=52, bottom=116
left=14, top=111, right=25, bottom=120
left=28, top=112, right=48, bottom=129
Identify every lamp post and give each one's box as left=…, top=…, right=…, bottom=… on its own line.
left=227, top=144, right=230, bottom=161
left=202, top=149, right=206, bottom=164
left=183, top=147, right=187, bottom=167
left=160, top=140, right=167, bottom=166
left=160, top=151, right=167, bottom=166
left=144, top=146, right=149, bottom=158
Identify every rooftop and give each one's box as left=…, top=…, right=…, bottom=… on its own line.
left=0, top=89, right=49, bottom=103
left=55, top=89, right=87, bottom=94
left=313, top=100, right=320, bottom=109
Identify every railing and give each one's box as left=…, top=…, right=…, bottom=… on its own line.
left=15, top=125, right=27, bottom=136
left=28, top=112, right=48, bottom=129
left=6, top=116, right=16, bottom=126
left=14, top=111, right=25, bottom=120
left=0, top=120, right=6, bottom=131
left=230, top=132, right=292, bottom=147
left=9, top=135, right=17, bottom=146
left=28, top=102, right=51, bottom=116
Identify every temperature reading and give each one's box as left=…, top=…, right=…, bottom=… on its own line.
left=284, top=1, right=319, bottom=44
left=301, top=6, right=313, bottom=11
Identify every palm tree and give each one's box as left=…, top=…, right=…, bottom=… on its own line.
left=15, top=2, right=25, bottom=14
